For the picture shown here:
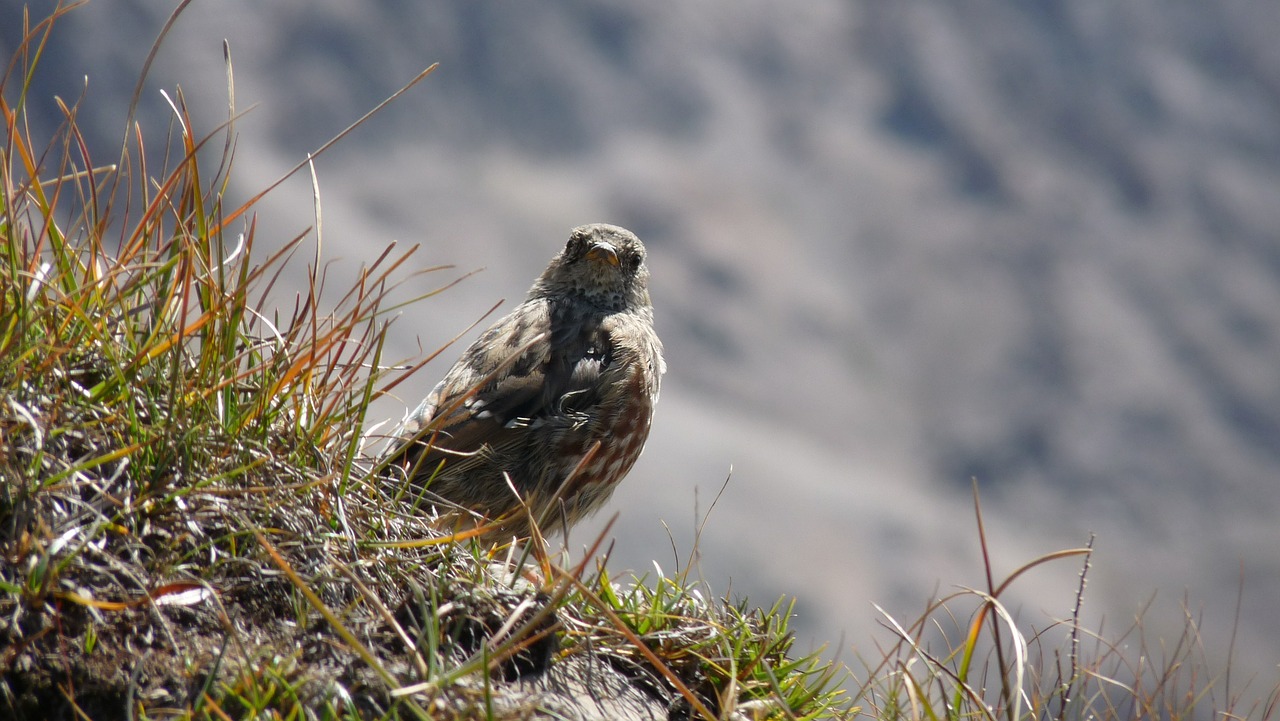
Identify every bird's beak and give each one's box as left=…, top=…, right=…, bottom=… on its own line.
left=585, top=242, right=621, bottom=267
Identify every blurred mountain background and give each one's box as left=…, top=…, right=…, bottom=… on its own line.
left=7, top=0, right=1278, bottom=678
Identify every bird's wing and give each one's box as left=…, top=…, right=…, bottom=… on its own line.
left=403, top=300, right=551, bottom=448
left=388, top=300, right=615, bottom=471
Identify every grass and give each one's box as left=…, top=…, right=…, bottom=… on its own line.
left=855, top=492, right=1279, bottom=721
left=1, top=3, right=1276, bottom=721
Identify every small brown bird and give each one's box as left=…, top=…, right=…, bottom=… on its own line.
left=384, top=223, right=665, bottom=539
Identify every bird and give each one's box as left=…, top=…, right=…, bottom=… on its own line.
left=383, top=223, right=665, bottom=540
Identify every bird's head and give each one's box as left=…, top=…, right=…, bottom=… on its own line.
left=531, top=223, right=652, bottom=312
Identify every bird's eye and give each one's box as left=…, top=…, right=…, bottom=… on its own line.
left=566, top=233, right=592, bottom=259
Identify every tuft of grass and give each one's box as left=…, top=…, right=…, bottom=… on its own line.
left=851, top=486, right=1280, bottom=721
left=0, top=4, right=853, bottom=720
left=583, top=565, right=854, bottom=720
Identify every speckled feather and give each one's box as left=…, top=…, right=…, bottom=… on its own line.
left=385, top=224, right=665, bottom=538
